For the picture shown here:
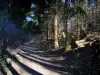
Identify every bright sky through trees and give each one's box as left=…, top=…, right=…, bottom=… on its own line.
left=26, top=3, right=36, bottom=22
left=26, top=16, right=34, bottom=22
left=69, top=0, right=72, bottom=7
left=31, top=3, right=36, bottom=9
left=90, top=0, right=95, bottom=8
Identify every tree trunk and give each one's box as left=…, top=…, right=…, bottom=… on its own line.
left=65, top=0, right=71, bottom=52
left=77, top=14, right=81, bottom=40
left=54, top=13, right=59, bottom=48
left=65, top=19, right=71, bottom=51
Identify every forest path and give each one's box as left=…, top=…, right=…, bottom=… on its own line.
left=1, top=38, right=100, bottom=75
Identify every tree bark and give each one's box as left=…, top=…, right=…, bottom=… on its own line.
left=54, top=13, right=59, bottom=48
left=65, top=18, right=71, bottom=51
left=77, top=14, right=81, bottom=40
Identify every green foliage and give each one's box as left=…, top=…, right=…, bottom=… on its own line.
left=21, top=11, right=39, bottom=31
left=65, top=6, right=87, bottom=19
left=75, top=6, right=87, bottom=16
left=65, top=44, right=72, bottom=52
left=65, top=40, right=72, bottom=52
left=26, top=11, right=35, bottom=15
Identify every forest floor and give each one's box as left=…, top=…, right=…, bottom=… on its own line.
left=0, top=34, right=100, bottom=75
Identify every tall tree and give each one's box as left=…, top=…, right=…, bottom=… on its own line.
left=65, top=0, right=86, bottom=51
left=54, top=0, right=59, bottom=48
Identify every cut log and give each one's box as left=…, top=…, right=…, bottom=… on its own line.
left=0, top=71, right=3, bottom=75
left=14, top=54, right=62, bottom=75
left=19, top=49, right=65, bottom=61
left=6, top=58, right=31, bottom=75
left=1, top=63, right=13, bottom=75
left=18, top=52, right=64, bottom=67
